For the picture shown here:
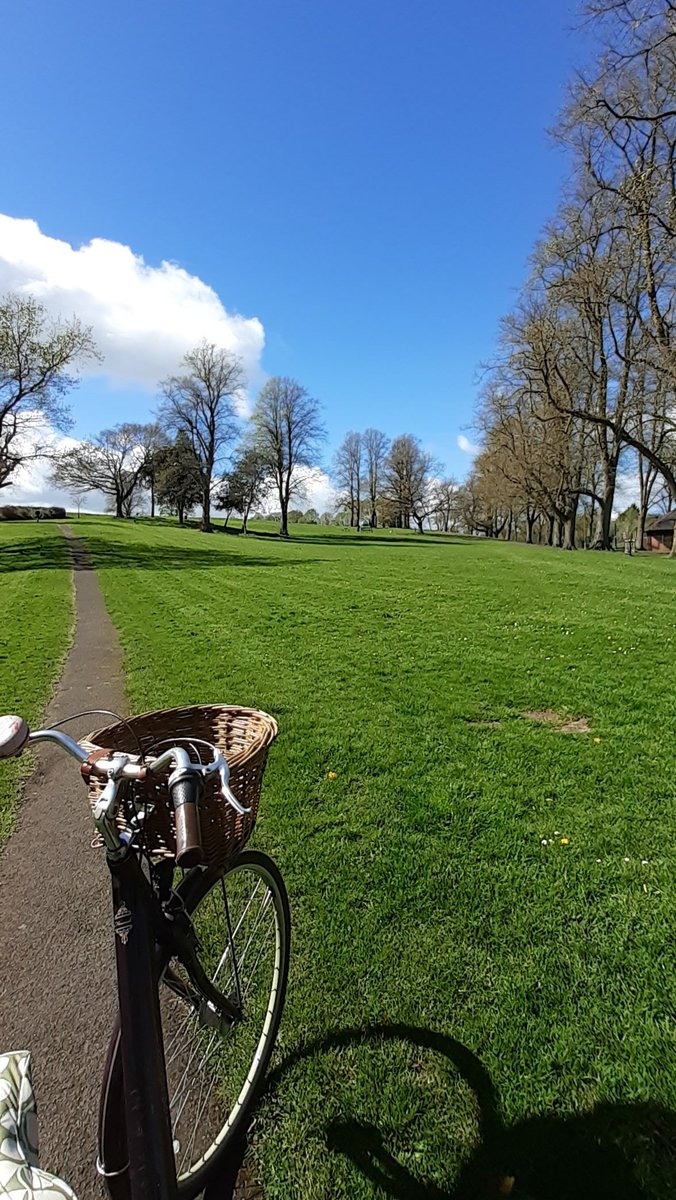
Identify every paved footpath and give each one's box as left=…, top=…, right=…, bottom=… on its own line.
left=0, top=527, right=121, bottom=1199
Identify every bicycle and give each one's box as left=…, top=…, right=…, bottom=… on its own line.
left=0, top=703, right=290, bottom=1200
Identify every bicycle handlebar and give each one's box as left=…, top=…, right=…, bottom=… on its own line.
left=169, top=773, right=203, bottom=868
left=0, top=714, right=250, bottom=860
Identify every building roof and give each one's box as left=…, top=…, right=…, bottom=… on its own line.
left=646, top=510, right=676, bottom=533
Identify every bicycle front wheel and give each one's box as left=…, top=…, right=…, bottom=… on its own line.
left=98, top=849, right=290, bottom=1199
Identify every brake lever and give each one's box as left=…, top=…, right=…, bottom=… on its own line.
left=203, top=750, right=251, bottom=815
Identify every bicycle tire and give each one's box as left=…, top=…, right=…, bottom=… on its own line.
left=98, top=849, right=290, bottom=1199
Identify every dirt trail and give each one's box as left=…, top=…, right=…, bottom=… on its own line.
left=0, top=526, right=121, bottom=1198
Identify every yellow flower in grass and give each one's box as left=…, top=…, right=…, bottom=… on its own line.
left=560, top=837, right=570, bottom=845
left=327, top=770, right=338, bottom=780
left=593, top=737, right=601, bottom=744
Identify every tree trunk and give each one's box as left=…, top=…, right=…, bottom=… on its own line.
left=115, top=492, right=124, bottom=519
left=177, top=502, right=185, bottom=525
left=525, top=509, right=536, bottom=544
left=592, top=460, right=617, bottom=550
left=150, top=481, right=155, bottom=519
left=241, top=503, right=250, bottom=535
left=201, top=484, right=211, bottom=532
left=546, top=513, right=555, bottom=546
left=279, top=492, right=289, bottom=537
left=562, top=501, right=578, bottom=551
left=637, top=502, right=648, bottom=552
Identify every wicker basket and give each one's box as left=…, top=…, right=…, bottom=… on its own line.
left=86, top=704, right=278, bottom=870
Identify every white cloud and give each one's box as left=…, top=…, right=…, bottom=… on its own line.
left=457, top=434, right=480, bottom=456
left=295, top=467, right=335, bottom=514
left=259, top=466, right=334, bottom=516
left=2, top=418, right=103, bottom=511
left=612, top=472, right=641, bottom=519
left=0, top=215, right=265, bottom=396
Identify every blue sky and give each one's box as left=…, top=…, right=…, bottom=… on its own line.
left=1, top=0, right=594, bottom=491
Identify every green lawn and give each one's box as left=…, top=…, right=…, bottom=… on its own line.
left=20, top=517, right=676, bottom=1196
left=0, top=522, right=73, bottom=843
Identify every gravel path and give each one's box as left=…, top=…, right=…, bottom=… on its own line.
left=0, top=526, right=121, bottom=1198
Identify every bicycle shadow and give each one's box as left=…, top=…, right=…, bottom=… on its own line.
left=208, top=1024, right=675, bottom=1200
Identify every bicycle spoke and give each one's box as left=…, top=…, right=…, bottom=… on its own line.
left=222, top=877, right=243, bottom=1007
left=154, top=855, right=287, bottom=1186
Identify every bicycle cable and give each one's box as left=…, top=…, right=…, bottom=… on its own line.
left=50, top=709, right=145, bottom=760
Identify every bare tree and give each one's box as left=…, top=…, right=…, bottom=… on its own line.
left=464, top=0, right=676, bottom=553
left=251, top=377, right=325, bottom=536
left=383, top=435, right=439, bottom=532
left=159, top=342, right=244, bottom=530
left=332, top=431, right=362, bottom=526
left=0, top=293, right=98, bottom=489
left=362, top=427, right=389, bottom=527
left=430, top=477, right=460, bottom=532
left=51, top=423, right=154, bottom=518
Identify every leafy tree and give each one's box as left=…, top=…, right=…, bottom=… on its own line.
left=616, top=503, right=640, bottom=543
left=251, top=376, right=325, bottom=536
left=0, top=293, right=98, bottom=489
left=159, top=342, right=243, bottom=530
left=138, top=424, right=169, bottom=517
left=303, top=507, right=319, bottom=523
left=212, top=478, right=236, bottom=527
left=214, top=446, right=269, bottom=534
left=154, top=431, right=203, bottom=524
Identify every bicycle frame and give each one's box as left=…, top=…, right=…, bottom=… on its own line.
left=106, top=846, right=240, bottom=1200
left=109, top=847, right=178, bottom=1200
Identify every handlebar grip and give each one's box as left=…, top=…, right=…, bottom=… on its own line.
left=0, top=715, right=29, bottom=759
left=170, top=775, right=204, bottom=869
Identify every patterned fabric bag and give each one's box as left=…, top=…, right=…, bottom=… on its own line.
left=0, top=1052, right=77, bottom=1199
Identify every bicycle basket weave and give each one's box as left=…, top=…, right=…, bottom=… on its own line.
left=86, top=704, right=278, bottom=870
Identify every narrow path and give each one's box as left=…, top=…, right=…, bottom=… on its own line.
left=0, top=526, right=123, bottom=1199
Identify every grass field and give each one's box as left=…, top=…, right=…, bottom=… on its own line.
left=69, top=516, right=675, bottom=1199
left=2, top=517, right=675, bottom=1197
left=0, top=523, right=72, bottom=843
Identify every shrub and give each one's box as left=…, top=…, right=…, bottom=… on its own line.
left=0, top=505, right=67, bottom=521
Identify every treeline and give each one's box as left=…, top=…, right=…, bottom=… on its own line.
left=0, top=294, right=326, bottom=536
left=468, top=0, right=676, bottom=551
left=49, top=349, right=325, bottom=536
left=331, top=430, right=458, bottom=531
